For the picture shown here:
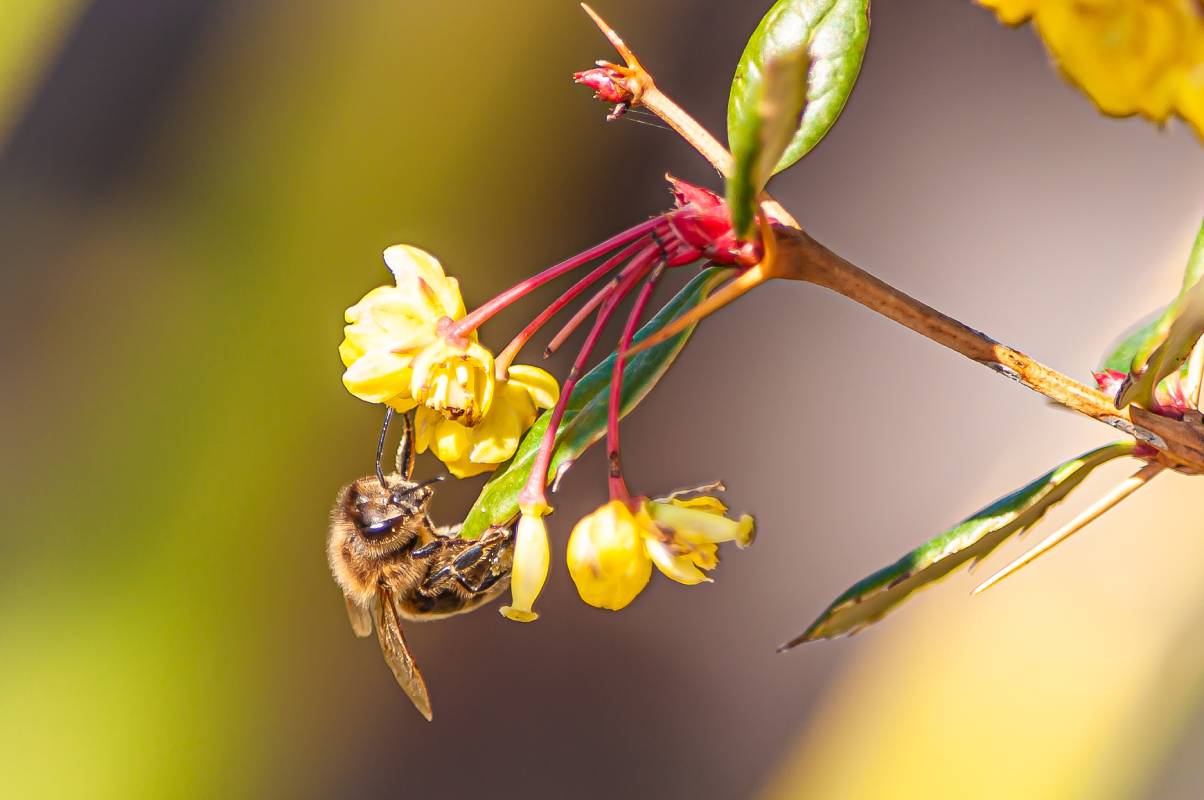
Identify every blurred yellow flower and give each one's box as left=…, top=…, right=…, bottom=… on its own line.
left=566, top=490, right=756, bottom=611
left=501, top=505, right=551, bottom=622
left=415, top=365, right=559, bottom=478
left=340, top=245, right=470, bottom=411
left=409, top=334, right=496, bottom=427
left=978, top=0, right=1204, bottom=138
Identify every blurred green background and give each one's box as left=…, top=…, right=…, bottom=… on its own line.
left=3, top=1, right=1204, bottom=798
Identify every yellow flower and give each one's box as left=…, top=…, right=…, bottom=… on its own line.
left=415, top=365, right=559, bottom=478
left=501, top=505, right=551, bottom=622
left=340, top=245, right=469, bottom=410
left=978, top=0, right=1204, bottom=138
left=565, top=490, right=756, bottom=611
left=566, top=500, right=653, bottom=610
left=409, top=335, right=496, bottom=427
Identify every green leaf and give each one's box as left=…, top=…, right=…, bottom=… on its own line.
left=459, top=267, right=734, bottom=539
left=727, top=0, right=869, bottom=178
left=1099, top=311, right=1162, bottom=374
left=1117, top=218, right=1204, bottom=408
left=726, top=46, right=811, bottom=238
left=785, top=442, right=1135, bottom=646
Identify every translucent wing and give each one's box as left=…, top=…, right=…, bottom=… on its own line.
left=344, top=595, right=373, bottom=638
left=375, top=585, right=434, bottom=721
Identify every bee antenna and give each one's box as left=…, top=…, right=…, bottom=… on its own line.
left=392, top=474, right=447, bottom=503
left=375, top=407, right=395, bottom=491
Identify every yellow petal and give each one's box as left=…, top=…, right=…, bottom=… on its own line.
left=643, top=536, right=712, bottom=585
left=506, top=364, right=561, bottom=409
left=468, top=399, right=523, bottom=465
left=341, top=351, right=413, bottom=405
left=382, top=245, right=467, bottom=321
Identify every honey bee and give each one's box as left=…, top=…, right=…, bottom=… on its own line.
left=328, top=409, right=513, bottom=720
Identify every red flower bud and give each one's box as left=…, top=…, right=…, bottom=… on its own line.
left=573, top=67, right=634, bottom=105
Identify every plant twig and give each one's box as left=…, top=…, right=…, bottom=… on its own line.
left=583, top=5, right=1204, bottom=475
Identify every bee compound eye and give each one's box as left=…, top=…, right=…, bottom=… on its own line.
left=362, top=514, right=402, bottom=538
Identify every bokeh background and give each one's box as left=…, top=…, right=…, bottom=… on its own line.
left=3, top=1, right=1204, bottom=798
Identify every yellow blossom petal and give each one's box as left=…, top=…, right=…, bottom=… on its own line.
left=501, top=509, right=550, bottom=622
left=566, top=500, right=653, bottom=610
left=643, top=535, right=713, bottom=585
left=382, top=245, right=467, bottom=321
left=410, top=337, right=496, bottom=426
left=341, top=351, right=414, bottom=405
left=980, top=0, right=1204, bottom=138
left=647, top=498, right=756, bottom=549
left=505, top=364, right=560, bottom=409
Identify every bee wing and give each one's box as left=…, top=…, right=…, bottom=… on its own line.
left=375, top=585, right=434, bottom=721
left=344, top=595, right=373, bottom=638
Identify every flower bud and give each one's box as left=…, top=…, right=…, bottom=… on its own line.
left=566, top=500, right=652, bottom=610
left=501, top=507, right=551, bottom=622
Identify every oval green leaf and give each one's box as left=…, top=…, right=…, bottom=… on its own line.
left=784, top=442, right=1135, bottom=646
left=727, top=46, right=811, bottom=238
left=728, top=0, right=870, bottom=178
left=459, top=267, right=734, bottom=539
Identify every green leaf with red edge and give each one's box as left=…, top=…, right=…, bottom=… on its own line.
left=785, top=442, right=1135, bottom=646
left=1117, top=218, right=1204, bottom=408
left=728, top=0, right=869, bottom=179
left=458, top=267, right=734, bottom=540
left=727, top=46, right=811, bottom=238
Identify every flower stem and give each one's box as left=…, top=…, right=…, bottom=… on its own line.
left=518, top=247, right=656, bottom=509
left=607, top=259, right=666, bottom=502
left=452, top=216, right=662, bottom=337
left=494, top=235, right=652, bottom=378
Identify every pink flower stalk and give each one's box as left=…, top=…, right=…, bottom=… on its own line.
left=450, top=177, right=766, bottom=513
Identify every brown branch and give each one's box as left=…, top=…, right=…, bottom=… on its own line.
left=583, top=4, right=1204, bottom=476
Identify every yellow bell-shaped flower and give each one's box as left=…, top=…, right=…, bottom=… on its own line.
left=415, top=365, right=559, bottom=478
left=340, top=245, right=469, bottom=411
left=501, top=506, right=551, bottom=622
left=566, top=499, right=653, bottom=611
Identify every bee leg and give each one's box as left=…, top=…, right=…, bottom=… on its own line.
left=395, top=410, right=415, bottom=480
left=434, top=523, right=462, bottom=537
left=422, top=562, right=504, bottom=596
left=411, top=540, right=443, bottom=558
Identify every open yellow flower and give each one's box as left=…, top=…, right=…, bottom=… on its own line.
left=414, top=365, right=559, bottom=478
left=501, top=505, right=551, bottom=622
left=978, top=0, right=1204, bottom=138
left=340, top=245, right=470, bottom=411
left=408, top=334, right=496, bottom=427
left=566, top=490, right=756, bottom=611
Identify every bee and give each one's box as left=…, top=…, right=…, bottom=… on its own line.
left=328, top=409, right=513, bottom=720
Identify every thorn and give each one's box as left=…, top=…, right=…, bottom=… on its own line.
left=972, top=463, right=1163, bottom=595
left=580, top=4, right=639, bottom=68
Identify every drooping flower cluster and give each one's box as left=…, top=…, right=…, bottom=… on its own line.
left=340, top=245, right=559, bottom=476
left=979, top=0, right=1204, bottom=139
left=339, top=178, right=764, bottom=621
